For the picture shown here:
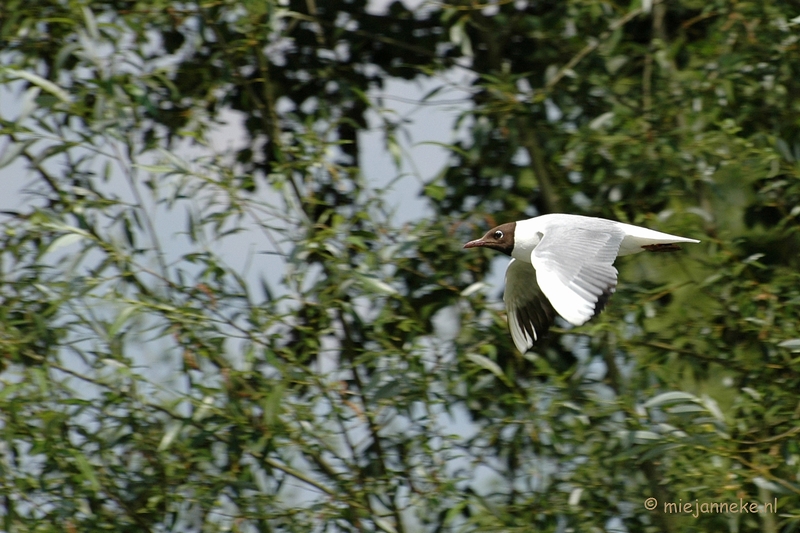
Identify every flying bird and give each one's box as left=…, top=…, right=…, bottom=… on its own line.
left=464, top=214, right=699, bottom=353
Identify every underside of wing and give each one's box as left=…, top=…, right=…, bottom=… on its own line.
left=531, top=226, right=623, bottom=326
left=503, top=259, right=557, bottom=353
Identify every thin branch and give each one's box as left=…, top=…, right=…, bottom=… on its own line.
left=304, top=0, right=327, bottom=48
left=735, top=425, right=800, bottom=446
left=642, top=52, right=653, bottom=113
left=202, top=11, right=307, bottom=219
left=431, top=0, right=517, bottom=11
left=284, top=11, right=442, bottom=63
left=336, top=307, right=407, bottom=533
left=543, top=7, right=645, bottom=94
left=641, top=340, right=750, bottom=372
left=111, top=140, right=170, bottom=279
left=730, top=455, right=800, bottom=496
left=600, top=338, right=679, bottom=533
left=517, top=123, right=560, bottom=213
left=263, top=457, right=337, bottom=497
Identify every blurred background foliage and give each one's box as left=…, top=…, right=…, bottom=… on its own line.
left=1, top=0, right=800, bottom=531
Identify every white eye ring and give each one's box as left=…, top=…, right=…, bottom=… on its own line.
left=494, top=230, right=503, bottom=239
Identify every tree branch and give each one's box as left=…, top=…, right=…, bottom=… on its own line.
left=517, top=122, right=561, bottom=213
left=543, top=7, right=644, bottom=94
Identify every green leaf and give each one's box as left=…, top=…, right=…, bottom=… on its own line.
left=466, top=353, right=512, bottom=387
left=71, top=451, right=101, bottom=492
left=2, top=68, right=72, bottom=103
left=0, top=139, right=35, bottom=169
left=777, top=339, right=800, bottom=352
left=107, top=304, right=139, bottom=338
left=357, top=274, right=398, bottom=295
left=643, top=391, right=699, bottom=408
left=158, top=422, right=183, bottom=452
left=45, top=233, right=85, bottom=254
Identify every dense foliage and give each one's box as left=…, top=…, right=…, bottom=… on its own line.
left=1, top=0, right=799, bottom=531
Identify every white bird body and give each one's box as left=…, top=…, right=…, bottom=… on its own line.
left=511, top=214, right=698, bottom=261
left=464, top=213, right=699, bottom=353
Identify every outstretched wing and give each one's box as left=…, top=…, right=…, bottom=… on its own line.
left=503, top=258, right=557, bottom=353
left=531, top=226, right=624, bottom=327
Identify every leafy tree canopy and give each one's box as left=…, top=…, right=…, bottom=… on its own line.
left=1, top=0, right=799, bottom=532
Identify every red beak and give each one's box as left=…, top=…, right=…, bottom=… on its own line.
left=463, top=239, right=487, bottom=249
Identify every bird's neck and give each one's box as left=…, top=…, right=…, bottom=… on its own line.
left=510, top=219, right=542, bottom=262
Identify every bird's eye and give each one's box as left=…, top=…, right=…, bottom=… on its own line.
left=494, top=230, right=503, bottom=239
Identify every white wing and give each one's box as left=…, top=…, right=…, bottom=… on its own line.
left=503, top=258, right=557, bottom=353
left=531, top=225, right=624, bottom=326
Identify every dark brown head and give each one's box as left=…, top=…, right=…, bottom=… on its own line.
left=463, top=222, right=516, bottom=256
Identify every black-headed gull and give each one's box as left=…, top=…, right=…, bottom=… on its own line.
left=464, top=214, right=699, bottom=352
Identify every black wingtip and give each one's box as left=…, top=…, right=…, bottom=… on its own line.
left=515, top=295, right=557, bottom=344
left=592, top=287, right=616, bottom=317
